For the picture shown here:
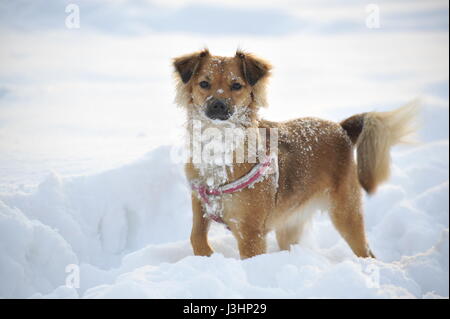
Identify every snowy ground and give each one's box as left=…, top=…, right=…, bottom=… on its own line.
left=0, top=0, right=448, bottom=298
left=1, top=143, right=448, bottom=298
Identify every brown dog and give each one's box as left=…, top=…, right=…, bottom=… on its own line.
left=173, top=49, right=418, bottom=259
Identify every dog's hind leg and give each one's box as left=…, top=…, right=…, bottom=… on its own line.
left=275, top=212, right=310, bottom=251
left=276, top=196, right=326, bottom=251
left=329, top=177, right=375, bottom=258
left=276, top=223, right=304, bottom=251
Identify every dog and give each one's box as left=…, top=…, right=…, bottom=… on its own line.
left=173, top=49, right=418, bottom=259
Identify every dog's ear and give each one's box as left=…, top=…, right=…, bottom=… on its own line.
left=173, top=49, right=209, bottom=84
left=236, top=51, right=271, bottom=86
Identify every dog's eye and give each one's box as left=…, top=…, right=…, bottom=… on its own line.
left=231, top=82, right=242, bottom=91
left=199, top=81, right=210, bottom=89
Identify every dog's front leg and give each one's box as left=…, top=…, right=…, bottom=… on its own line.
left=231, top=221, right=267, bottom=259
left=190, top=195, right=214, bottom=256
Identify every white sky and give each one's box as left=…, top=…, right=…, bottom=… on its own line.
left=0, top=0, right=448, bottom=188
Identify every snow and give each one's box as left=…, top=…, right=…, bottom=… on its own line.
left=0, top=0, right=448, bottom=299
left=0, top=140, right=448, bottom=299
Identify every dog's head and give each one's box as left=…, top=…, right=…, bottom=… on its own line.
left=173, top=49, right=271, bottom=126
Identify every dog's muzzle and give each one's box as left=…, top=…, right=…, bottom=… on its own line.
left=206, top=98, right=233, bottom=120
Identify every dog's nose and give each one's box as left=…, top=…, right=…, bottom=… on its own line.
left=206, top=99, right=231, bottom=120
left=211, top=100, right=226, bottom=112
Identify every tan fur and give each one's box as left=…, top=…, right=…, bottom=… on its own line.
left=173, top=49, right=418, bottom=259
left=356, top=101, right=419, bottom=193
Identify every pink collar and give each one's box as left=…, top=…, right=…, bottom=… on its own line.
left=191, top=155, right=275, bottom=225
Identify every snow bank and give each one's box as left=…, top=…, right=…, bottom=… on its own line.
left=0, top=142, right=448, bottom=298
left=0, top=201, right=77, bottom=298
left=0, top=146, right=191, bottom=297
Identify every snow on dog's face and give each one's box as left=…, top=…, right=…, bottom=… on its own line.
left=173, top=49, right=271, bottom=127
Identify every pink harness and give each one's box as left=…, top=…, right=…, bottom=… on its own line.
left=191, top=155, right=275, bottom=226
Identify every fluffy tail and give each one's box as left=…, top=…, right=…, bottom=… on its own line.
left=341, top=100, right=419, bottom=194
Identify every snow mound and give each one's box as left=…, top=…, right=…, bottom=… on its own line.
left=0, top=143, right=448, bottom=298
